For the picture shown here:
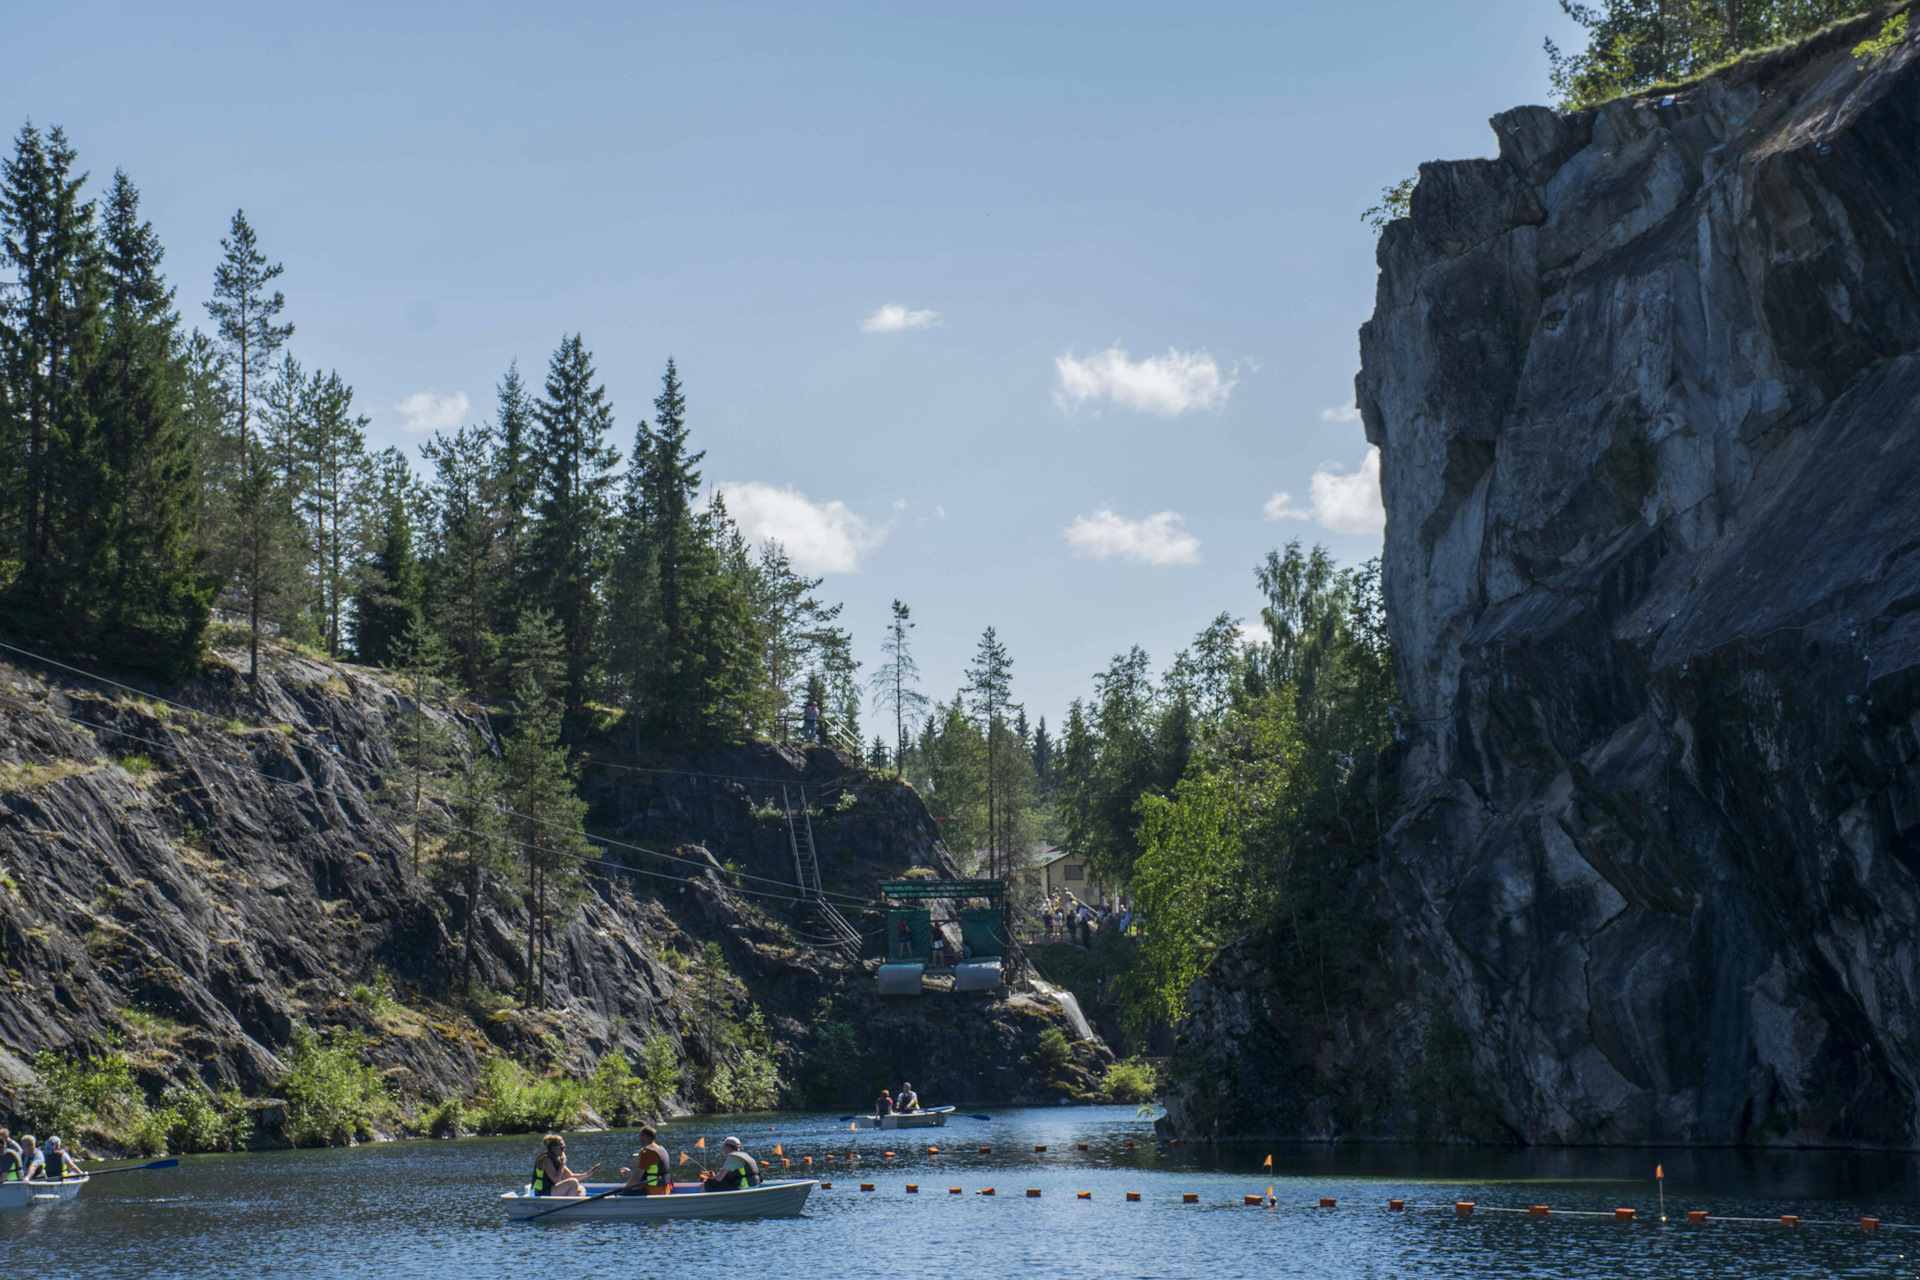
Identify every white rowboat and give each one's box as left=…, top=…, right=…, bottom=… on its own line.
left=860, top=1106, right=953, bottom=1129
left=502, top=1178, right=816, bottom=1221
left=0, top=1177, right=87, bottom=1211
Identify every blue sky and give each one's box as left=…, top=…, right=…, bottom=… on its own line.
left=10, top=1, right=1573, bottom=730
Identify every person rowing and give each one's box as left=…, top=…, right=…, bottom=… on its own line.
left=0, top=1128, right=21, bottom=1184
left=896, top=1082, right=920, bottom=1113
left=699, top=1137, right=761, bottom=1191
left=531, top=1134, right=597, bottom=1197
left=617, top=1125, right=673, bottom=1196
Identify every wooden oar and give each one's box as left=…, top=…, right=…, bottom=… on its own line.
left=72, top=1158, right=180, bottom=1177
left=522, top=1183, right=629, bottom=1222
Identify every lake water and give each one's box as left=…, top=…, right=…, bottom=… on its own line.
left=5, top=1106, right=1920, bottom=1278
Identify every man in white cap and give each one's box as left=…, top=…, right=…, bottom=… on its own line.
left=700, top=1136, right=762, bottom=1191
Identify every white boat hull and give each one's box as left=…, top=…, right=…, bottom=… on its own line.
left=0, top=1177, right=87, bottom=1210
left=861, top=1107, right=953, bottom=1129
left=503, top=1179, right=816, bottom=1221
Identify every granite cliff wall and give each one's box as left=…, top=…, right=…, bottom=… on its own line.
left=1172, top=7, right=1920, bottom=1147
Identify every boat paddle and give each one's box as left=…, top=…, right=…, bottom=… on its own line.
left=77, top=1158, right=180, bottom=1177
left=522, top=1183, right=627, bottom=1222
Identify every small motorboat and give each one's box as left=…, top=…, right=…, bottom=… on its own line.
left=861, top=1106, right=954, bottom=1129
left=503, top=1178, right=816, bottom=1221
left=0, top=1177, right=88, bottom=1211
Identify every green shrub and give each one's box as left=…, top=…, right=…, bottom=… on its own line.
left=408, top=1095, right=466, bottom=1138
left=119, top=752, right=153, bottom=780
left=1035, top=1027, right=1073, bottom=1073
left=1103, top=1057, right=1160, bottom=1104
left=471, top=1058, right=585, bottom=1134
left=156, top=1086, right=250, bottom=1153
left=1856, top=11, right=1907, bottom=66
left=586, top=1037, right=679, bottom=1125
left=279, top=1026, right=392, bottom=1146
left=26, top=1046, right=150, bottom=1139
left=350, top=974, right=399, bottom=1020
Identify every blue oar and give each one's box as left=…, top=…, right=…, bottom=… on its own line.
left=80, top=1158, right=179, bottom=1177
left=963, top=1114, right=992, bottom=1121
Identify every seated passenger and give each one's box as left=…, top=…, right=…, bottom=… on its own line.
left=0, top=1128, right=22, bottom=1183
left=39, top=1136, right=82, bottom=1182
left=19, top=1134, right=42, bottom=1181
left=896, top=1082, right=920, bottom=1113
left=699, top=1137, right=761, bottom=1191
left=531, top=1134, right=597, bottom=1197
left=618, top=1125, right=674, bottom=1195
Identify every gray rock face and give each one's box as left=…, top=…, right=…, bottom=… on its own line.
left=1358, top=14, right=1920, bottom=1145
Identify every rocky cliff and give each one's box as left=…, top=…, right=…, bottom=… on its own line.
left=1173, top=7, right=1920, bottom=1147
left=0, top=641, right=1092, bottom=1145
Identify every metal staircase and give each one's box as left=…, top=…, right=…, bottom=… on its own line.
left=783, top=785, right=861, bottom=953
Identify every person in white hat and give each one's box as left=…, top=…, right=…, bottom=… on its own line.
left=701, top=1136, right=762, bottom=1191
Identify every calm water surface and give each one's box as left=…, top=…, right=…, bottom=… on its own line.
left=5, top=1106, right=1920, bottom=1278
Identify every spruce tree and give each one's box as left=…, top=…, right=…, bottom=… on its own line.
left=90, top=169, right=210, bottom=674
left=421, top=420, right=501, bottom=692
left=523, top=335, right=616, bottom=726
left=226, top=450, right=302, bottom=683
left=387, top=618, right=452, bottom=874
left=299, top=368, right=368, bottom=655
left=0, top=122, right=106, bottom=647
left=204, top=209, right=291, bottom=471
left=966, top=627, right=1013, bottom=878
left=352, top=448, right=423, bottom=665
left=438, top=725, right=508, bottom=993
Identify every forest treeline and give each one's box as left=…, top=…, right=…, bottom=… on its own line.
left=0, top=122, right=859, bottom=747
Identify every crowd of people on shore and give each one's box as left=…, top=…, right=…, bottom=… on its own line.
left=1035, top=890, right=1131, bottom=947
left=1, top=1128, right=83, bottom=1184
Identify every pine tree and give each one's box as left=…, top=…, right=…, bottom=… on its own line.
left=966, top=627, right=1013, bottom=879
left=204, top=209, right=291, bottom=472
left=438, top=725, right=509, bottom=994
left=352, top=448, right=423, bottom=665
left=387, top=618, right=452, bottom=874
left=225, top=450, right=302, bottom=683
left=89, top=168, right=210, bottom=674
left=523, top=335, right=616, bottom=726
left=490, top=360, right=535, bottom=642
left=299, top=369, right=369, bottom=656
left=500, top=609, right=589, bottom=1007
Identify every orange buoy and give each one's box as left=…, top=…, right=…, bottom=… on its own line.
left=979, top=1187, right=995, bottom=1196
left=1077, top=1143, right=1088, bottom=1151
left=1455, top=1202, right=1475, bottom=1217
left=1126, top=1191, right=1141, bottom=1202
left=1027, top=1189, right=1041, bottom=1198
left=979, top=1146, right=992, bottom=1154
left=1614, top=1208, right=1635, bottom=1223
left=1244, top=1194, right=1263, bottom=1206
left=906, top=1184, right=919, bottom=1193
left=1183, top=1193, right=1199, bottom=1204
left=884, top=1151, right=896, bottom=1158
left=1687, top=1210, right=1708, bottom=1224
left=1123, top=1141, right=1134, bottom=1149
left=928, top=1147, right=940, bottom=1155
left=1781, top=1215, right=1799, bottom=1227
left=861, top=1183, right=875, bottom=1192
left=1863, top=1217, right=1882, bottom=1231
left=821, top=1181, right=833, bottom=1189
left=1076, top=1191, right=1091, bottom=1199
left=950, top=1186, right=962, bottom=1194
left=1528, top=1205, right=1549, bottom=1219
left=1319, top=1198, right=1337, bottom=1209
left=1388, top=1200, right=1405, bottom=1212
left=1034, top=1145, right=1047, bottom=1152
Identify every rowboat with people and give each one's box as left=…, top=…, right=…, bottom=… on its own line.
left=0, top=1175, right=87, bottom=1210
left=502, top=1178, right=818, bottom=1221
left=861, top=1106, right=954, bottom=1129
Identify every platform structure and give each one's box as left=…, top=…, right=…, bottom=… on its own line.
left=875, top=878, right=1010, bottom=994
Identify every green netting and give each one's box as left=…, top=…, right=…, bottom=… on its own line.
left=959, top=908, right=1004, bottom=958
left=886, top=908, right=932, bottom=962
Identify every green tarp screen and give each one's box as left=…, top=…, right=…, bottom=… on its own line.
left=960, top=908, right=1004, bottom=958
left=886, top=908, right=932, bottom=962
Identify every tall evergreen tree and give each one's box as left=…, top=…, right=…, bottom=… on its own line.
left=489, top=359, right=535, bottom=639
left=523, top=335, right=615, bottom=725
left=422, top=420, right=502, bottom=691
left=438, top=724, right=509, bottom=993
left=352, top=447, right=423, bottom=665
left=299, top=369, right=368, bottom=656
left=0, top=122, right=105, bottom=645
left=225, top=450, right=302, bottom=682
left=966, top=627, right=1013, bottom=879
left=204, top=209, right=291, bottom=472
left=89, top=169, right=210, bottom=674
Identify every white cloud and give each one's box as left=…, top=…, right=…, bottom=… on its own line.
left=1236, top=620, right=1267, bottom=648
left=396, top=390, right=470, bottom=434
left=1264, top=448, right=1385, bottom=537
left=1321, top=400, right=1362, bottom=422
left=1053, top=345, right=1235, bottom=417
left=1063, top=507, right=1201, bottom=565
left=716, top=482, right=889, bottom=574
left=861, top=304, right=940, bottom=333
